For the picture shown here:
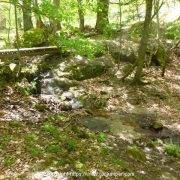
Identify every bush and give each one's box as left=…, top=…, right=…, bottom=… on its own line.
left=165, top=20, right=180, bottom=40
left=165, top=143, right=180, bottom=157
left=18, top=28, right=47, bottom=47
left=56, top=33, right=105, bottom=59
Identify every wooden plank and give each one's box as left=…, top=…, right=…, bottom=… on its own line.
left=0, top=46, right=60, bottom=59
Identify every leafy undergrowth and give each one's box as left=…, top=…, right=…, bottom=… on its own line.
left=0, top=42, right=179, bottom=179
left=0, top=115, right=128, bottom=178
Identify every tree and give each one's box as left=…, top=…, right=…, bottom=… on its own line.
left=77, top=0, right=85, bottom=31
left=133, top=0, right=153, bottom=83
left=95, top=0, right=109, bottom=33
left=33, top=0, right=45, bottom=28
left=22, top=0, right=33, bottom=31
left=51, top=0, right=61, bottom=32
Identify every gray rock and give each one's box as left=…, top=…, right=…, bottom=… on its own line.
left=70, top=99, right=83, bottom=109
left=61, top=91, right=74, bottom=101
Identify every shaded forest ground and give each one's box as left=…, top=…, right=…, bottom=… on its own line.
left=0, top=35, right=180, bottom=179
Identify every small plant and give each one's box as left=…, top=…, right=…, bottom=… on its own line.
left=46, top=144, right=60, bottom=153
left=3, top=155, right=15, bottom=167
left=25, top=133, right=38, bottom=142
left=97, top=132, right=106, bottom=143
left=41, top=123, right=59, bottom=138
left=111, top=155, right=125, bottom=167
left=65, top=139, right=77, bottom=152
left=100, top=147, right=110, bottom=156
left=9, top=121, right=22, bottom=129
left=16, top=78, right=37, bottom=96
left=165, top=143, right=180, bottom=157
left=25, top=144, right=42, bottom=157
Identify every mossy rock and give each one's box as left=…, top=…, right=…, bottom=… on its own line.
left=128, top=21, right=157, bottom=39
left=67, top=57, right=112, bottom=81
left=152, top=121, right=163, bottom=130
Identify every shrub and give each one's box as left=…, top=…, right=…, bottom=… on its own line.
left=165, top=143, right=180, bottom=157
left=56, top=33, right=105, bottom=59
left=165, top=20, right=180, bottom=40
left=18, top=28, right=47, bottom=47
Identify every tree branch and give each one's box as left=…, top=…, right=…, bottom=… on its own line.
left=151, top=1, right=164, bottom=20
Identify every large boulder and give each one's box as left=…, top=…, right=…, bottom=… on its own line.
left=104, top=40, right=138, bottom=64
left=66, top=55, right=114, bottom=81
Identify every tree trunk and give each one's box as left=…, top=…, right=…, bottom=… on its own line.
left=77, top=0, right=85, bottom=31
left=51, top=0, right=61, bottom=33
left=95, top=0, right=109, bottom=33
left=34, top=0, right=45, bottom=29
left=22, top=0, right=33, bottom=32
left=154, top=0, right=160, bottom=40
left=133, top=0, right=153, bottom=83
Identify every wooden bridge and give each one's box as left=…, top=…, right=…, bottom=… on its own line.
left=0, top=46, right=60, bottom=60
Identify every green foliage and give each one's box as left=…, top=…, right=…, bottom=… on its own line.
left=16, top=78, right=37, bottom=96
left=25, top=133, right=38, bottom=142
left=46, top=144, right=60, bottom=153
left=165, top=143, right=180, bottom=157
left=154, top=44, right=168, bottom=67
left=111, top=155, right=125, bottom=167
left=165, top=20, right=180, bottom=40
left=25, top=144, right=42, bottom=157
left=97, top=132, right=106, bottom=143
left=3, top=155, right=15, bottom=167
left=57, top=34, right=105, bottom=59
left=65, top=139, right=77, bottom=151
left=100, top=147, right=110, bottom=156
left=0, top=61, right=21, bottom=82
left=19, top=28, right=47, bottom=47
left=41, top=123, right=59, bottom=138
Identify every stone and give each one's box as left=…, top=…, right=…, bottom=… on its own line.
left=61, top=91, right=74, bottom=101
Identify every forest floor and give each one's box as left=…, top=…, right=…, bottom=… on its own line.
left=0, top=38, right=180, bottom=179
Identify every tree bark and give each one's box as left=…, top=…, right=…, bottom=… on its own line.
left=22, top=0, right=33, bottom=32
left=95, top=0, right=109, bottom=33
left=133, top=0, right=153, bottom=83
left=34, top=0, right=45, bottom=28
left=77, top=0, right=85, bottom=31
left=51, top=0, right=61, bottom=33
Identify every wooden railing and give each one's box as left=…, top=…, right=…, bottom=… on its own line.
left=0, top=46, right=59, bottom=59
